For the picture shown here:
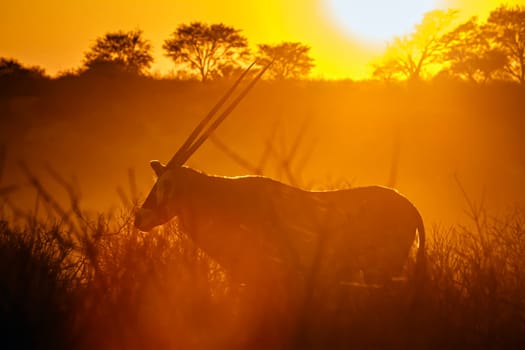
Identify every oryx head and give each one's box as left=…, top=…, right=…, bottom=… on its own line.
left=134, top=61, right=271, bottom=231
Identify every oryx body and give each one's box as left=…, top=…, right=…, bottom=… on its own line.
left=134, top=61, right=425, bottom=285
left=135, top=165, right=425, bottom=284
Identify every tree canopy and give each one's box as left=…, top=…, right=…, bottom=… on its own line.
left=163, top=22, right=249, bottom=81
left=82, top=29, right=154, bottom=75
left=442, top=17, right=506, bottom=83
left=0, top=58, right=46, bottom=80
left=485, top=5, right=525, bottom=84
left=372, top=9, right=459, bottom=81
left=257, top=42, right=315, bottom=80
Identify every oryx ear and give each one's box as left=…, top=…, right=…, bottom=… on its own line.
left=150, top=160, right=167, bottom=177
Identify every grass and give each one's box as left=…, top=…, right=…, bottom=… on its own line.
left=0, top=178, right=524, bottom=349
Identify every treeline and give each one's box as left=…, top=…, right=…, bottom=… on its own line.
left=1, top=5, right=524, bottom=85
left=372, top=6, right=525, bottom=84
left=0, top=25, right=315, bottom=85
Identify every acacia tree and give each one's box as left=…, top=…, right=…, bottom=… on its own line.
left=485, top=5, right=525, bottom=84
left=0, top=58, right=47, bottom=96
left=257, top=42, right=315, bottom=79
left=372, top=9, right=459, bottom=81
left=0, top=58, right=46, bottom=79
left=83, top=29, right=153, bottom=75
left=442, top=17, right=507, bottom=83
left=163, top=22, right=249, bottom=81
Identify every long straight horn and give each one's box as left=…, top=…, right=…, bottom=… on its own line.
left=178, top=60, right=273, bottom=165
left=167, top=61, right=258, bottom=168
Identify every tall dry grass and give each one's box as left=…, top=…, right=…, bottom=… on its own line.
left=0, top=170, right=524, bottom=349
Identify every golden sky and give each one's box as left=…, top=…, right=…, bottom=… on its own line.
left=1, top=0, right=523, bottom=79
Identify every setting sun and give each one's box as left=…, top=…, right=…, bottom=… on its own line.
left=328, top=0, right=438, bottom=43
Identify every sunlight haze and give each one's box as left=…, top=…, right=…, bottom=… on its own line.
left=328, top=0, right=438, bottom=43
left=2, top=0, right=525, bottom=347
left=1, top=0, right=522, bottom=79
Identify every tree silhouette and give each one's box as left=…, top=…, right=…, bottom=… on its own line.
left=442, top=17, right=507, bottom=83
left=0, top=58, right=46, bottom=79
left=83, top=30, right=153, bottom=75
left=372, top=9, right=459, bottom=81
left=257, top=42, right=315, bottom=79
left=0, top=58, right=48, bottom=96
left=163, top=22, right=249, bottom=82
left=485, top=5, right=525, bottom=84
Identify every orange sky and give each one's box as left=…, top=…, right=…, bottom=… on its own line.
left=1, top=0, right=523, bottom=79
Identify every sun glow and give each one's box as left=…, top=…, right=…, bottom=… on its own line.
left=328, top=0, right=439, bottom=44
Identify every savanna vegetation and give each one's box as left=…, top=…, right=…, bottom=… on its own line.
left=1, top=4, right=525, bottom=349
left=1, top=156, right=524, bottom=349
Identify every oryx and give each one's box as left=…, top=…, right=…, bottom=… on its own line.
left=134, top=62, right=426, bottom=286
